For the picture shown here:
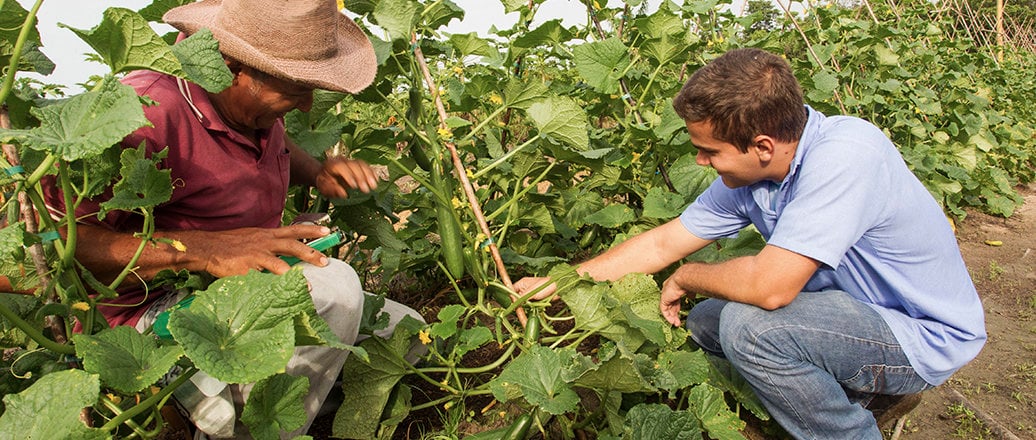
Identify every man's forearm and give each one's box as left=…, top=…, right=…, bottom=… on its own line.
left=73, top=224, right=205, bottom=285
left=577, top=219, right=713, bottom=281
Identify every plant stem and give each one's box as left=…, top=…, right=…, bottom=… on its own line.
left=101, top=367, right=198, bottom=431
left=470, top=134, right=541, bottom=180
left=0, top=299, right=74, bottom=355
left=0, top=0, right=43, bottom=107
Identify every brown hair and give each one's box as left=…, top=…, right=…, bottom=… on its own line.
left=672, top=48, right=807, bottom=152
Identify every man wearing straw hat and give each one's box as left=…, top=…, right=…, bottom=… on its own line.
left=42, top=0, right=422, bottom=437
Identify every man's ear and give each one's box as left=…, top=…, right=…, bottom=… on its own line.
left=752, top=135, right=776, bottom=161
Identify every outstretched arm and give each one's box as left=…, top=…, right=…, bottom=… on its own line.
left=515, top=219, right=714, bottom=299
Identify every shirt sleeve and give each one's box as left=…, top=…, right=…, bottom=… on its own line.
left=679, top=177, right=752, bottom=239
left=767, top=120, right=892, bottom=268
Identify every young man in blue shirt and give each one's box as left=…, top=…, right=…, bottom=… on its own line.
left=516, top=48, right=985, bottom=438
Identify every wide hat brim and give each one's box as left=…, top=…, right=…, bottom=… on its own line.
left=164, top=0, right=377, bottom=94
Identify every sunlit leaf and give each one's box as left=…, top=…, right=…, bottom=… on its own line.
left=168, top=269, right=311, bottom=384
left=1, top=77, right=149, bottom=162
left=171, top=28, right=233, bottom=93
left=489, top=345, right=580, bottom=415
left=373, top=0, right=419, bottom=42
left=573, top=37, right=631, bottom=93
left=448, top=32, right=496, bottom=58
left=241, top=374, right=309, bottom=440
left=525, top=96, right=589, bottom=150
left=689, top=383, right=746, bottom=439
left=100, top=144, right=172, bottom=215
left=72, top=326, right=184, bottom=394
left=63, top=7, right=183, bottom=76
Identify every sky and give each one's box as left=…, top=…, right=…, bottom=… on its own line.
left=16, top=0, right=651, bottom=91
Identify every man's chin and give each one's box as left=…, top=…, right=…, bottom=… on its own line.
left=720, top=176, right=744, bottom=188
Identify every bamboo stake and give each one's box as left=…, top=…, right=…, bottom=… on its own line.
left=1, top=108, right=67, bottom=344
left=410, top=36, right=528, bottom=326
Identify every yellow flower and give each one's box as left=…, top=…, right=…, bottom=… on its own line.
left=171, top=240, right=187, bottom=252
left=631, top=152, right=642, bottom=163
left=437, top=127, right=453, bottom=139
left=72, top=302, right=90, bottom=312
left=453, top=66, right=464, bottom=76
left=418, top=329, right=431, bottom=345
left=593, top=0, right=602, bottom=9
left=106, top=393, right=122, bottom=404
left=336, top=0, right=345, bottom=10
left=451, top=197, right=463, bottom=209
left=488, top=93, right=503, bottom=105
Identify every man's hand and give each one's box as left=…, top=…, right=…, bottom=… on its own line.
left=314, top=157, right=380, bottom=199
left=660, top=267, right=693, bottom=327
left=181, top=224, right=334, bottom=277
left=514, top=277, right=558, bottom=301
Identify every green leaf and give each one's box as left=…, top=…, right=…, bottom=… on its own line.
left=168, top=269, right=311, bottom=384
left=72, top=326, right=184, bottom=394
left=429, top=304, right=466, bottom=340
left=574, top=352, right=655, bottom=393
left=0, top=223, right=38, bottom=293
left=373, top=0, right=419, bottom=42
left=811, top=70, right=839, bottom=94
left=707, top=356, right=769, bottom=421
left=285, top=109, right=345, bottom=157
left=2, top=77, right=149, bottom=162
left=874, top=45, right=900, bottom=66
left=293, top=306, right=368, bottom=363
left=689, top=383, right=746, bottom=440
left=573, top=38, right=631, bottom=93
left=424, top=0, right=465, bottom=29
left=0, top=0, right=53, bottom=75
left=623, top=403, right=702, bottom=440
left=501, top=0, right=531, bottom=13
left=643, top=34, right=689, bottom=64
left=668, top=154, right=716, bottom=198
left=448, top=32, right=496, bottom=58
left=504, top=78, right=549, bottom=110
left=171, top=28, right=233, bottom=93
left=0, top=369, right=110, bottom=439
left=333, top=321, right=418, bottom=439
left=63, top=7, right=183, bottom=76
left=100, top=144, right=172, bottom=215
left=137, top=0, right=193, bottom=21
left=642, top=187, right=686, bottom=219
left=241, top=374, right=309, bottom=440
left=585, top=204, right=636, bottom=228
left=649, top=350, right=711, bottom=393
left=526, top=96, right=589, bottom=150
left=513, top=20, right=575, bottom=48
left=489, top=345, right=580, bottom=415
left=559, top=281, right=613, bottom=333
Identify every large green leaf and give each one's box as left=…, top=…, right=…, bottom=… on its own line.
left=241, top=374, right=309, bottom=440
left=706, top=356, right=769, bottom=421
left=525, top=96, right=589, bottom=150
left=643, top=186, right=687, bottom=219
left=668, top=154, right=716, bottom=198
left=649, top=350, right=711, bottom=394
left=171, top=28, right=233, bottom=93
left=504, top=78, right=549, bottom=110
left=137, top=0, right=193, bottom=21
left=623, top=403, right=702, bottom=440
left=573, top=352, right=654, bottom=393
left=100, top=145, right=172, bottom=215
left=0, top=369, right=110, bottom=439
left=373, top=0, right=419, bottom=42
left=489, top=345, right=580, bottom=415
left=689, top=383, right=747, bottom=440
left=333, top=317, right=421, bottom=439
left=168, top=269, right=311, bottom=384
left=512, top=20, right=575, bottom=48
left=559, top=281, right=612, bottom=333
left=72, top=326, right=184, bottom=394
left=0, top=77, right=149, bottom=162
left=585, top=204, right=636, bottom=228
left=63, top=7, right=183, bottom=76
left=573, top=37, right=631, bottom=93
left=448, top=32, right=496, bottom=58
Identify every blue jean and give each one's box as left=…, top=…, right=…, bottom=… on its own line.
left=687, top=291, right=933, bottom=440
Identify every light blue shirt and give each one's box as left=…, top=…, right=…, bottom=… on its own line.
left=679, top=106, right=986, bottom=385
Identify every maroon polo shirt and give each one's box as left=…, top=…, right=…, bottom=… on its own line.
left=43, top=70, right=291, bottom=327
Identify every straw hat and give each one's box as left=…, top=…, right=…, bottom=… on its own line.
left=163, top=0, right=377, bottom=94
